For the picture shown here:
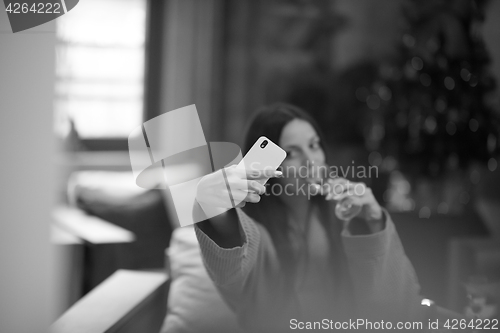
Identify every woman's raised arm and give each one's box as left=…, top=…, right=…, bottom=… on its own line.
left=194, top=165, right=281, bottom=248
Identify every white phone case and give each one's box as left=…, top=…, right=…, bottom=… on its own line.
left=237, top=136, right=287, bottom=185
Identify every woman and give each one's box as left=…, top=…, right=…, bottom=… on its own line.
left=194, top=103, right=426, bottom=332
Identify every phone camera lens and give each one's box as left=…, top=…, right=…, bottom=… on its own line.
left=260, top=140, right=268, bottom=148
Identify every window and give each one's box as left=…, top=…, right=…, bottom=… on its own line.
left=54, top=0, right=146, bottom=140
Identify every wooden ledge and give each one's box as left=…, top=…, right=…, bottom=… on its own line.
left=51, top=270, right=169, bottom=333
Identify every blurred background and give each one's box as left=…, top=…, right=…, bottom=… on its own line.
left=2, top=0, right=500, bottom=332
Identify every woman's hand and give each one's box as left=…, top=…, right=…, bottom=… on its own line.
left=314, top=178, right=384, bottom=232
left=196, top=165, right=281, bottom=216
left=195, top=166, right=280, bottom=247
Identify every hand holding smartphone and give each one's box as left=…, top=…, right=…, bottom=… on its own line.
left=237, top=136, right=287, bottom=186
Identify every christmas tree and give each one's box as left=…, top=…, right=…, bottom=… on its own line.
left=369, top=0, right=500, bottom=178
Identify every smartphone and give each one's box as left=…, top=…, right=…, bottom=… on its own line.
left=237, top=136, right=287, bottom=185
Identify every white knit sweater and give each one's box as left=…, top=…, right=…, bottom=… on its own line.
left=195, top=208, right=428, bottom=332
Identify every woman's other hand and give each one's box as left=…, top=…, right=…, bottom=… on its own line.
left=315, top=178, right=384, bottom=233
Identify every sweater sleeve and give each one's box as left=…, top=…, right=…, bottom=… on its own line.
left=194, top=208, right=288, bottom=325
left=341, top=209, right=427, bottom=323
left=194, top=208, right=263, bottom=287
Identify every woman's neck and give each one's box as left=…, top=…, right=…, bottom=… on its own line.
left=280, top=193, right=311, bottom=227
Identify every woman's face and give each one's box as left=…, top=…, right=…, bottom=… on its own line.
left=278, top=119, right=326, bottom=194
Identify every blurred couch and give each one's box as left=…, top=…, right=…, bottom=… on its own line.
left=69, top=171, right=173, bottom=291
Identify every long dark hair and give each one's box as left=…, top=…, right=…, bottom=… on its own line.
left=241, top=103, right=345, bottom=291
